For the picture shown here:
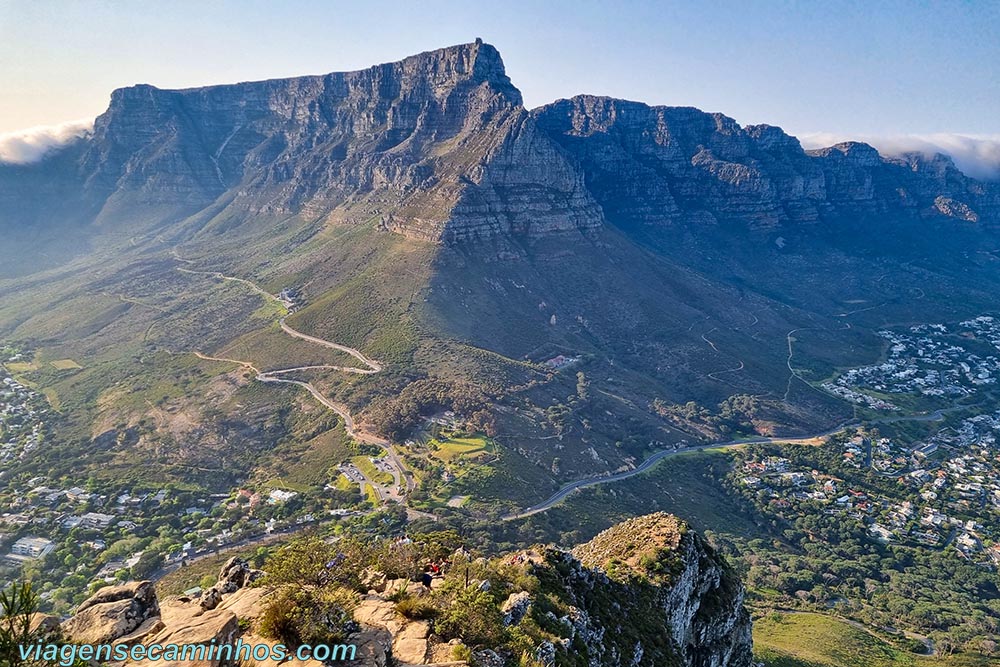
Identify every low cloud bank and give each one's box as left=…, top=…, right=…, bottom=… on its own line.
left=799, top=132, right=1000, bottom=181
left=0, top=119, right=94, bottom=164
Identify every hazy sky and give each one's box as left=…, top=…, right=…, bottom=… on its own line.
left=0, top=0, right=997, bottom=138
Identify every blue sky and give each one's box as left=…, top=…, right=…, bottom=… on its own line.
left=0, top=0, right=997, bottom=138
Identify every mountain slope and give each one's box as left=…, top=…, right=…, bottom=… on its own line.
left=2, top=41, right=1000, bottom=507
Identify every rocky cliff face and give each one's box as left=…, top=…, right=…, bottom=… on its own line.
left=533, top=95, right=999, bottom=229
left=564, top=513, right=753, bottom=667
left=4, top=41, right=995, bottom=249
left=64, top=40, right=603, bottom=242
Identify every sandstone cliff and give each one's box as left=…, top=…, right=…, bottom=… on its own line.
left=3, top=41, right=995, bottom=250
left=69, top=40, right=603, bottom=242
left=533, top=95, right=999, bottom=229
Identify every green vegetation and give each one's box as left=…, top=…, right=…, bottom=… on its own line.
left=365, top=378, right=495, bottom=441
left=0, top=582, right=41, bottom=667
left=455, top=445, right=1000, bottom=661
left=754, top=612, right=997, bottom=667
left=258, top=586, right=358, bottom=648
left=427, top=433, right=492, bottom=463
left=250, top=529, right=699, bottom=666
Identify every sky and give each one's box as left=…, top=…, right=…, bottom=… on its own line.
left=0, top=1, right=998, bottom=173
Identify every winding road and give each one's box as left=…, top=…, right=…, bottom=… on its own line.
left=178, top=256, right=983, bottom=526
left=176, top=260, right=416, bottom=502
left=502, top=392, right=991, bottom=521
left=502, top=423, right=855, bottom=520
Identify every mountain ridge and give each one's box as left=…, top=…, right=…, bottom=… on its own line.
left=3, top=40, right=997, bottom=268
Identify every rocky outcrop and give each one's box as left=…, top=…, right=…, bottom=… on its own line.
left=61, top=580, right=160, bottom=644
left=140, top=601, right=239, bottom=667
left=25, top=40, right=602, bottom=245
left=216, top=556, right=264, bottom=592
left=12, top=40, right=992, bottom=253
left=199, top=556, right=264, bottom=610
left=560, top=513, right=753, bottom=667
left=55, top=515, right=748, bottom=667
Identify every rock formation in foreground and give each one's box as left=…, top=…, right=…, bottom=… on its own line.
left=52, top=515, right=751, bottom=667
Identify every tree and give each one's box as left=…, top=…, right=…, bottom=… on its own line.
left=575, top=372, right=590, bottom=401
left=261, top=535, right=341, bottom=588
left=131, top=551, right=164, bottom=580
left=0, top=581, right=40, bottom=667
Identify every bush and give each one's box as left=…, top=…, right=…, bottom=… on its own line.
left=258, top=586, right=357, bottom=648
left=385, top=585, right=410, bottom=603
left=435, top=587, right=507, bottom=647
left=394, top=596, right=439, bottom=620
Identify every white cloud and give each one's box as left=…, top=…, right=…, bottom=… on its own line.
left=798, top=132, right=1000, bottom=181
left=0, top=119, right=94, bottom=164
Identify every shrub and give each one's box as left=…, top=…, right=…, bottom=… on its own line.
left=258, top=586, right=357, bottom=648
left=385, top=585, right=410, bottom=603
left=0, top=581, right=40, bottom=667
left=435, top=587, right=506, bottom=647
left=394, top=596, right=439, bottom=620
left=451, top=643, right=472, bottom=661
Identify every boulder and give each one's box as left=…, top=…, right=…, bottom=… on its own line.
left=28, top=613, right=60, bottom=637
left=347, top=627, right=392, bottom=667
left=216, top=556, right=256, bottom=593
left=392, top=620, right=430, bottom=664
left=137, top=608, right=239, bottom=667
left=534, top=640, right=556, bottom=667
left=216, top=586, right=271, bottom=620
left=62, top=581, right=159, bottom=644
left=199, top=586, right=223, bottom=611
left=240, top=633, right=327, bottom=667
left=501, top=591, right=532, bottom=626
left=113, top=617, right=166, bottom=647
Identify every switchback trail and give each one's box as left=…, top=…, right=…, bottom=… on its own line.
left=177, top=259, right=416, bottom=497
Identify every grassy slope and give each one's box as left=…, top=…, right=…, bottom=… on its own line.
left=755, top=612, right=998, bottom=667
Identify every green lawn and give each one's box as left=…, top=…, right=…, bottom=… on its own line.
left=429, top=434, right=492, bottom=463
left=754, top=612, right=997, bottom=667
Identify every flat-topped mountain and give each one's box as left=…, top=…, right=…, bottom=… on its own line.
left=2, top=40, right=996, bottom=260
left=4, top=40, right=602, bottom=249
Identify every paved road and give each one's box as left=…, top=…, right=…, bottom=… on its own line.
left=502, top=423, right=857, bottom=520
left=149, top=523, right=316, bottom=583
left=179, top=261, right=416, bottom=505
left=502, top=398, right=989, bottom=521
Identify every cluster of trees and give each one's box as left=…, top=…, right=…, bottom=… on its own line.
left=653, top=394, right=776, bottom=437
left=366, top=378, right=495, bottom=440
